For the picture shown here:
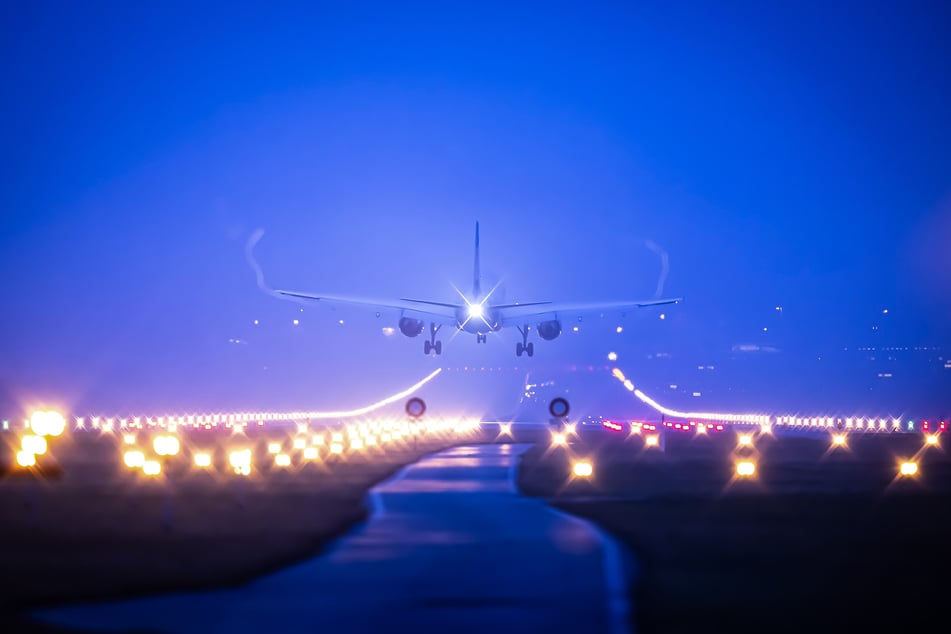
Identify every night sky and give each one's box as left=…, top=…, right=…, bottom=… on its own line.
left=2, top=1, right=949, bottom=420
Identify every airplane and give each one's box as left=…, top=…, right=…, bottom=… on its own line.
left=273, top=223, right=681, bottom=357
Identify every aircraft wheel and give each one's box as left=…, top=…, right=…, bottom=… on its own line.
left=424, top=340, right=432, bottom=354
left=526, top=342, right=534, bottom=357
left=516, top=342, right=524, bottom=357
left=434, top=341, right=442, bottom=355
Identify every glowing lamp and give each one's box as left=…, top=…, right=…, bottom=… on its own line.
left=312, top=434, right=325, bottom=446
left=467, top=303, right=484, bottom=319
left=736, top=461, right=756, bottom=477
left=330, top=442, right=344, bottom=455
left=142, top=460, right=162, bottom=476
left=551, top=432, right=567, bottom=446
left=267, top=442, right=281, bottom=454
left=21, top=435, right=48, bottom=456
left=899, top=461, right=918, bottom=476
left=275, top=453, right=291, bottom=467
left=16, top=450, right=36, bottom=467
left=293, top=438, right=306, bottom=450
left=194, top=453, right=212, bottom=468
left=350, top=438, right=364, bottom=450
left=153, top=435, right=180, bottom=457
left=737, top=434, right=753, bottom=447
left=123, top=434, right=136, bottom=445
left=303, top=447, right=318, bottom=460
left=926, top=435, right=939, bottom=446
left=573, top=461, right=593, bottom=478
left=645, top=435, right=659, bottom=447
left=831, top=434, right=847, bottom=447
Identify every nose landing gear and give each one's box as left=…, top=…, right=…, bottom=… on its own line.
left=476, top=333, right=487, bottom=343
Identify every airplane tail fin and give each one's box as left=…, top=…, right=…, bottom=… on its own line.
left=473, top=221, right=481, bottom=298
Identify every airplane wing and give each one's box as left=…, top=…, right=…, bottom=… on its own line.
left=274, top=290, right=461, bottom=323
left=499, top=297, right=682, bottom=326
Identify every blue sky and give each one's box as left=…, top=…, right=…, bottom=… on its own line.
left=2, top=1, right=949, bottom=418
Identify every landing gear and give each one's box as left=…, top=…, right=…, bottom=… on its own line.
left=516, top=325, right=534, bottom=357
left=476, top=333, right=487, bottom=343
left=424, top=322, right=442, bottom=355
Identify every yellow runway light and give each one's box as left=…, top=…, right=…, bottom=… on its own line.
left=330, top=442, right=344, bottom=455
left=303, top=447, right=318, bottom=460
left=293, top=438, right=306, bottom=450
left=30, top=410, right=66, bottom=437
left=737, top=434, right=753, bottom=447
left=275, top=453, right=291, bottom=467
left=551, top=432, right=567, bottom=446
left=832, top=434, right=847, bottom=447
left=573, top=461, right=593, bottom=478
left=645, top=435, right=659, bottom=447
left=926, top=435, right=939, bottom=446
left=123, top=434, right=136, bottom=445
left=153, top=435, right=180, bottom=457
left=267, top=442, right=281, bottom=454
left=194, top=453, right=212, bottom=468
left=142, top=460, right=162, bottom=476
left=900, top=461, right=918, bottom=477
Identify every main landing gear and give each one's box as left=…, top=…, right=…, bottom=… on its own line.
left=516, top=325, right=534, bottom=357
left=423, top=322, right=442, bottom=355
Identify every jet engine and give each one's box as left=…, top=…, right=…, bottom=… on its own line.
left=398, top=317, right=425, bottom=337
left=537, top=320, right=562, bottom=341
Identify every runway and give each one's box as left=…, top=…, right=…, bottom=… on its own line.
left=36, top=444, right=631, bottom=634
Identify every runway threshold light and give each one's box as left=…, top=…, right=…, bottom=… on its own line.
left=573, top=461, right=593, bottom=478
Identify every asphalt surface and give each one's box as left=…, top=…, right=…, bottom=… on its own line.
left=35, top=443, right=630, bottom=634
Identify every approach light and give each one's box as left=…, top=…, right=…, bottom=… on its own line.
left=926, top=435, right=939, bottom=446
left=572, top=461, right=593, bottom=478
left=899, top=461, right=918, bottom=476
left=142, top=460, right=162, bottom=476
left=275, top=453, right=291, bottom=467
left=267, top=442, right=281, bottom=454
left=303, top=447, right=318, bottom=460
left=21, top=435, right=48, bottom=456
left=30, top=410, right=66, bottom=437
left=736, top=461, right=756, bottom=477
left=124, top=450, right=145, bottom=468
left=123, top=434, right=136, bottom=445
left=645, top=435, right=659, bottom=447
left=330, top=442, right=344, bottom=455
left=194, top=453, right=212, bottom=468
left=832, top=434, right=848, bottom=447
left=153, top=435, right=180, bottom=457
left=737, top=434, right=753, bottom=447
left=498, top=423, right=512, bottom=437
left=16, top=451, right=36, bottom=467
left=293, top=438, right=306, bottom=450
left=551, top=432, right=567, bottom=446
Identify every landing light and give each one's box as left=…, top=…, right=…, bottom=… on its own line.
left=467, top=303, right=484, bottom=319
left=573, top=461, right=593, bottom=478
